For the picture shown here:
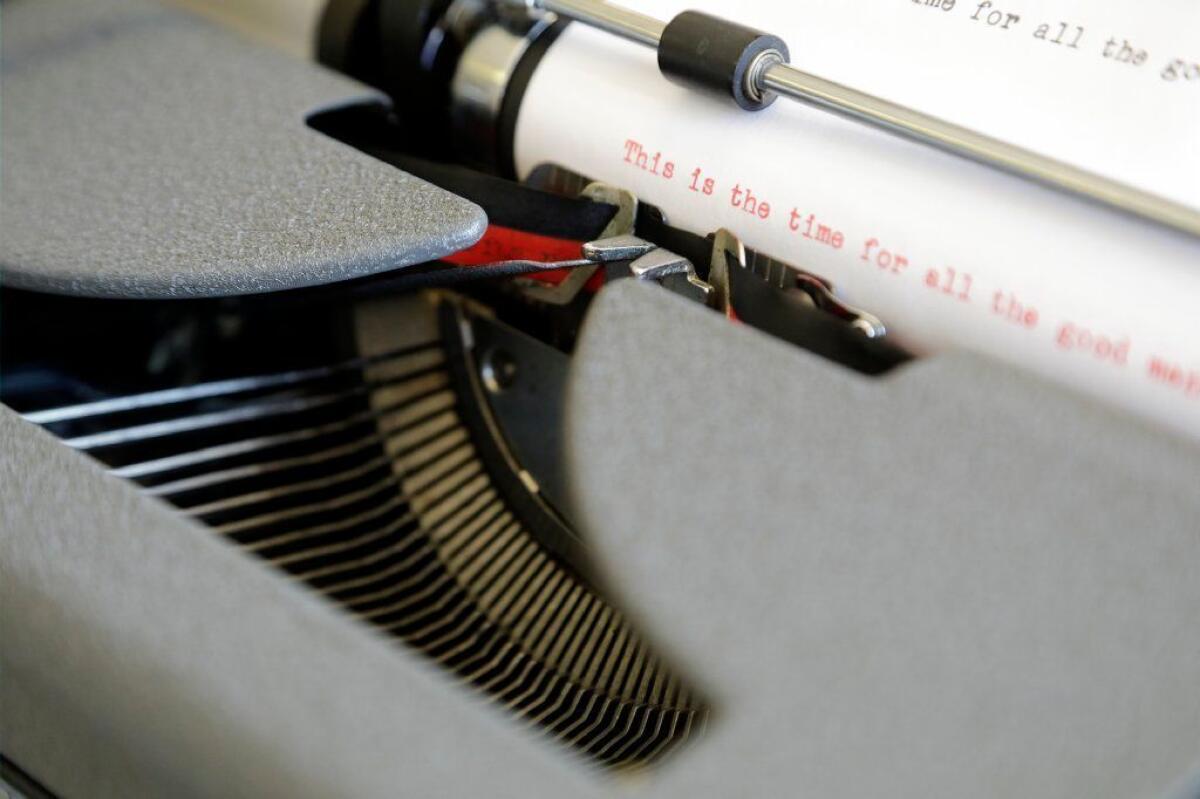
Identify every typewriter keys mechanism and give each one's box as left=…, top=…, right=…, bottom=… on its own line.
left=16, top=289, right=707, bottom=771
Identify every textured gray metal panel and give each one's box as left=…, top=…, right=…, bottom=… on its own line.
left=565, top=280, right=1200, bottom=798
left=5, top=278, right=1199, bottom=795
left=0, top=405, right=599, bottom=798
left=0, top=0, right=486, bottom=298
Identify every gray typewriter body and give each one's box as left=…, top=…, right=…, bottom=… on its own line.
left=2, top=1, right=1199, bottom=797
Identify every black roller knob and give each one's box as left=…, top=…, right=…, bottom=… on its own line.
left=657, top=10, right=789, bottom=111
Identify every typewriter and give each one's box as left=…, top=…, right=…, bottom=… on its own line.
left=2, top=0, right=1199, bottom=797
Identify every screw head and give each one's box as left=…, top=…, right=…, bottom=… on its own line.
left=481, top=348, right=518, bottom=393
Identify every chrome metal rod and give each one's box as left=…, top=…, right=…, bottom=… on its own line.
left=520, top=0, right=1200, bottom=238
left=534, top=0, right=664, bottom=46
left=760, top=64, right=1200, bottom=238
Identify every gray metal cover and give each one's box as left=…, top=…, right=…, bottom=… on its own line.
left=3, top=283, right=1200, bottom=797
left=565, top=281, right=1200, bottom=799
left=0, top=0, right=486, bottom=298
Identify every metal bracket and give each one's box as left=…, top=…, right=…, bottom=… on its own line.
left=514, top=182, right=638, bottom=306
left=708, top=227, right=888, bottom=337
left=793, top=273, right=887, bottom=338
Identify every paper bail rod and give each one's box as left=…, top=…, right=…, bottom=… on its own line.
left=510, top=0, right=1200, bottom=238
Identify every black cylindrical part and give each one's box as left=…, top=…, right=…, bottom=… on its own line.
left=657, top=11, right=789, bottom=111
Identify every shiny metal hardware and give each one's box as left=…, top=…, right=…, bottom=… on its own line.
left=756, top=66, right=1200, bottom=238
left=450, top=9, right=554, bottom=171
left=708, top=228, right=888, bottom=337
left=519, top=0, right=663, bottom=45
left=707, top=228, right=744, bottom=317
left=629, top=248, right=714, bottom=303
left=628, top=247, right=691, bottom=279
left=479, top=347, right=520, bottom=393
left=793, top=273, right=887, bottom=339
left=506, top=0, right=1200, bottom=238
left=743, top=48, right=785, bottom=106
left=581, top=233, right=656, bottom=262
left=516, top=183, right=639, bottom=305
left=507, top=226, right=713, bottom=303
left=581, top=233, right=714, bottom=303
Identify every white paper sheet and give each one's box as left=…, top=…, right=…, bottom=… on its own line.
left=514, top=0, right=1200, bottom=439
